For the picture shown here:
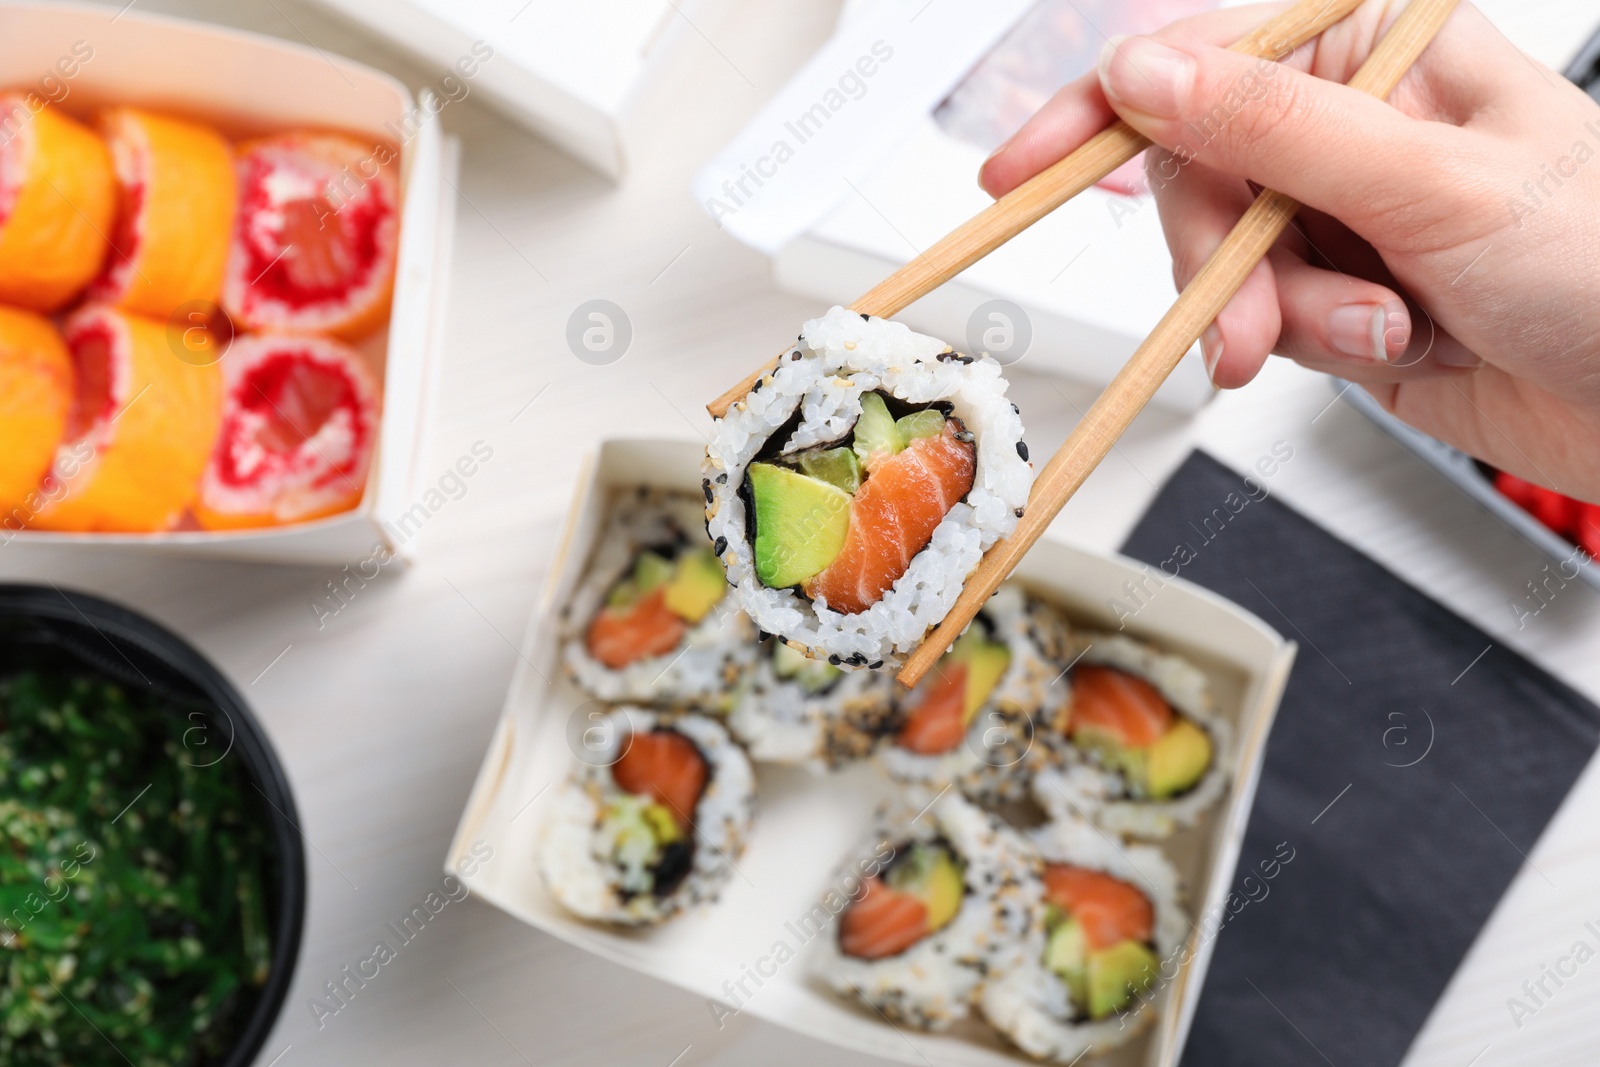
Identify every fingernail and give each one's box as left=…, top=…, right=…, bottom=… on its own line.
left=1328, top=301, right=1406, bottom=363
left=1201, top=325, right=1223, bottom=383
left=1099, top=34, right=1193, bottom=120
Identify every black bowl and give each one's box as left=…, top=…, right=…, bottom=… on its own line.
left=0, top=584, right=306, bottom=1067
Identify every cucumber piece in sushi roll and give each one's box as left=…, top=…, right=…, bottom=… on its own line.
left=539, top=707, right=754, bottom=925
left=981, top=816, right=1188, bottom=1060
left=727, top=638, right=897, bottom=769
left=881, top=584, right=1071, bottom=803
left=704, top=307, right=1034, bottom=668
left=563, top=489, right=754, bottom=706
left=811, top=791, right=1040, bottom=1030
left=1032, top=633, right=1232, bottom=839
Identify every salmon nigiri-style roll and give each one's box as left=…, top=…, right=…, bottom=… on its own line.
left=562, top=489, right=755, bottom=707
left=705, top=307, right=1035, bottom=671
left=980, top=816, right=1188, bottom=1061
left=882, top=584, right=1070, bottom=804
left=87, top=107, right=237, bottom=321
left=222, top=131, right=400, bottom=341
left=539, top=707, right=754, bottom=926
left=194, top=334, right=380, bottom=530
left=32, top=306, right=221, bottom=533
left=0, top=93, right=115, bottom=311
left=813, top=791, right=1040, bottom=1031
left=0, top=307, right=73, bottom=513
left=1032, top=633, right=1231, bottom=840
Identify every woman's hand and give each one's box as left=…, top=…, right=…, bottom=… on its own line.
left=980, top=2, right=1600, bottom=502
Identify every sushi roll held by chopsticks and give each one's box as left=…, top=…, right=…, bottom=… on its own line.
left=704, top=307, right=1034, bottom=671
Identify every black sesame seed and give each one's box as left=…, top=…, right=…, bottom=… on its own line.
left=713, top=536, right=728, bottom=555
left=791, top=351, right=802, bottom=361
left=828, top=654, right=841, bottom=666
left=1016, top=441, right=1029, bottom=461
left=1014, top=507, right=1024, bottom=518
left=869, top=660, right=883, bottom=670
left=859, top=311, right=870, bottom=320
left=702, top=480, right=713, bottom=502
left=751, top=378, right=762, bottom=393
left=1011, top=403, right=1019, bottom=414
left=716, top=473, right=727, bottom=484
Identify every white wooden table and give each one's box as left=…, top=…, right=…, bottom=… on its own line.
left=20, top=1, right=1600, bottom=1064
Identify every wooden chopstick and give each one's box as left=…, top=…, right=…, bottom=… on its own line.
left=897, top=0, right=1462, bottom=689
left=705, top=0, right=1367, bottom=419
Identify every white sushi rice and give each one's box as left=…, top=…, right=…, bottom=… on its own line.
left=810, top=790, right=1041, bottom=1030
left=880, top=584, right=1072, bottom=804
left=1032, top=633, right=1233, bottom=839
left=704, top=307, right=1034, bottom=668
left=539, top=707, right=755, bottom=925
left=727, top=650, right=897, bottom=769
left=562, top=489, right=755, bottom=707
left=980, top=816, right=1189, bottom=1062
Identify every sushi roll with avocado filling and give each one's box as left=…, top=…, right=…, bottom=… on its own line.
left=563, top=489, right=754, bottom=706
left=704, top=307, right=1033, bottom=668
left=539, top=707, right=754, bottom=925
left=882, top=584, right=1071, bottom=803
left=727, top=638, right=897, bottom=769
left=980, top=817, right=1187, bottom=1061
left=1032, top=633, right=1231, bottom=839
left=811, top=791, right=1040, bottom=1030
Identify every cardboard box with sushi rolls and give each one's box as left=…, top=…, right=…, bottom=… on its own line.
left=302, top=0, right=731, bottom=180
left=0, top=1, right=457, bottom=565
left=446, top=436, right=1298, bottom=1067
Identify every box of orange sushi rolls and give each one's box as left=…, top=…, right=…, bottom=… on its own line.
left=445, top=437, right=1297, bottom=1067
left=0, top=2, right=456, bottom=564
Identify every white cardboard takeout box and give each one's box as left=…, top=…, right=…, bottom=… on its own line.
left=447, top=437, right=1297, bottom=1067
left=0, top=2, right=456, bottom=565
left=303, top=0, right=727, bottom=180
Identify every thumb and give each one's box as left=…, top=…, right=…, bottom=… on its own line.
left=1095, top=33, right=1479, bottom=240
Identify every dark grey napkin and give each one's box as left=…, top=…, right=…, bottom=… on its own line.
left=1119, top=452, right=1600, bottom=1067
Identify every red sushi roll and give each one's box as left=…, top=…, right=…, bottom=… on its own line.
left=195, top=334, right=379, bottom=529
left=222, top=131, right=400, bottom=341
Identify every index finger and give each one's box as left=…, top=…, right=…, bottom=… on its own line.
left=978, top=2, right=1293, bottom=198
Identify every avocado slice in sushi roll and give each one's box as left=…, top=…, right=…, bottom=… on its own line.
left=837, top=841, right=966, bottom=959
left=1068, top=665, right=1213, bottom=800
left=1040, top=864, right=1159, bottom=1020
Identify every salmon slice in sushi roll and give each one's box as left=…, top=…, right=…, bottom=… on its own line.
left=811, top=791, right=1039, bottom=1030
left=727, top=637, right=897, bottom=770
left=1032, top=633, right=1231, bottom=839
left=882, top=583, right=1070, bottom=803
left=563, top=489, right=754, bottom=706
left=704, top=307, right=1033, bottom=669
left=539, top=707, right=754, bottom=925
left=981, top=816, right=1188, bottom=1060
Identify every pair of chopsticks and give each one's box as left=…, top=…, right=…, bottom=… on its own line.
left=710, top=0, right=1460, bottom=688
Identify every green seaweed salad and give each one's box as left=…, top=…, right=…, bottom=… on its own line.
left=1, top=671, right=275, bottom=1066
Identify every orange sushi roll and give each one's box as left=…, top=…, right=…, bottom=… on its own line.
left=0, top=93, right=115, bottom=311
left=222, top=131, right=400, bottom=341
left=0, top=306, right=73, bottom=512
left=87, top=107, right=236, bottom=321
left=33, top=305, right=222, bottom=532
left=195, top=334, right=380, bottom=530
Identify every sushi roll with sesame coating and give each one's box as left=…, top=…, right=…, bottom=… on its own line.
left=810, top=790, right=1041, bottom=1030
left=881, top=583, right=1071, bottom=804
left=727, top=638, right=898, bottom=770
left=704, top=307, right=1034, bottom=670
left=563, top=489, right=755, bottom=707
left=980, top=816, right=1188, bottom=1060
left=1031, top=632, right=1231, bottom=839
left=539, top=707, right=754, bottom=925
